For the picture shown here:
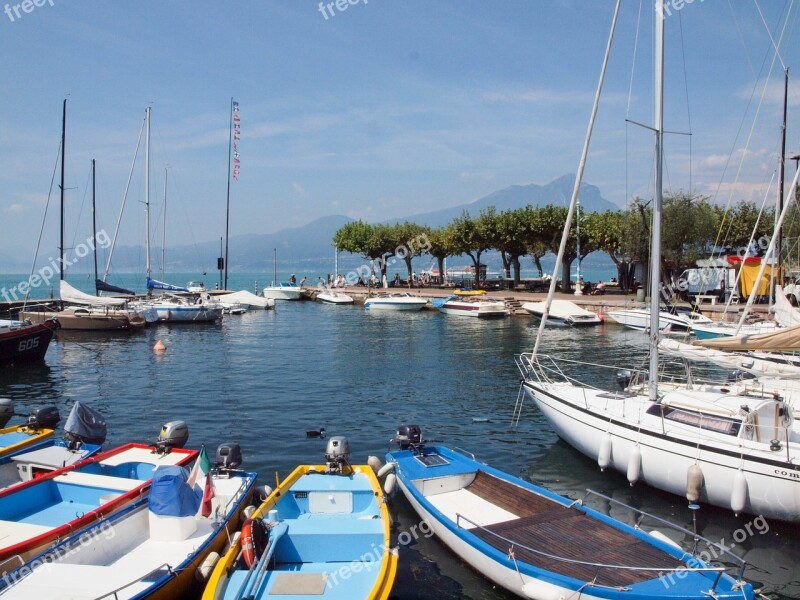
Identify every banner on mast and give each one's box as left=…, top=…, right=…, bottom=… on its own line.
left=232, top=100, right=240, bottom=180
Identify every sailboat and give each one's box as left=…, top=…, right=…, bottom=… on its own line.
left=517, top=3, right=800, bottom=522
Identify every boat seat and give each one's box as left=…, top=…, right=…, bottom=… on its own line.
left=0, top=519, right=52, bottom=547
left=53, top=471, right=143, bottom=492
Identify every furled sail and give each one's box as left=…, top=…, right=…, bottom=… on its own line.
left=60, top=280, right=127, bottom=307
left=146, top=277, right=189, bottom=292
left=661, top=338, right=800, bottom=379
left=95, top=279, right=135, bottom=296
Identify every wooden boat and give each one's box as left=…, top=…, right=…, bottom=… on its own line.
left=0, top=402, right=59, bottom=460
left=0, top=426, right=197, bottom=575
left=0, top=318, right=59, bottom=365
left=202, top=436, right=397, bottom=600
left=0, top=401, right=106, bottom=491
left=385, top=425, right=754, bottom=600
left=0, top=445, right=257, bottom=600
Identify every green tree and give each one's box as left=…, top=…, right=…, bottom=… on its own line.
left=448, top=210, right=493, bottom=287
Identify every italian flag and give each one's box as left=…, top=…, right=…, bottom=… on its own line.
left=188, top=446, right=215, bottom=517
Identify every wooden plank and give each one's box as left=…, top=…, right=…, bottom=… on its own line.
left=467, top=471, right=567, bottom=518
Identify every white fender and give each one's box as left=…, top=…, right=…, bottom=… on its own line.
left=377, top=462, right=395, bottom=478
left=598, top=433, right=612, bottom=471
left=627, top=445, right=642, bottom=486
left=686, top=464, right=704, bottom=503
left=731, top=469, right=748, bottom=516
left=367, top=456, right=383, bottom=475
left=195, top=551, right=219, bottom=582
left=649, top=530, right=681, bottom=549
left=383, top=473, right=397, bottom=495
left=243, top=505, right=257, bottom=520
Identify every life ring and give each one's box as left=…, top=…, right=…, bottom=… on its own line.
left=241, top=517, right=269, bottom=568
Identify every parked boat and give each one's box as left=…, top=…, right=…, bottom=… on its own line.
left=215, top=290, right=275, bottom=310
left=0, top=401, right=59, bottom=460
left=317, top=287, right=355, bottom=305
left=521, top=299, right=600, bottom=326
left=0, top=401, right=106, bottom=491
left=0, top=445, right=257, bottom=600
left=0, top=318, right=59, bottom=365
left=262, top=282, right=304, bottom=301
left=364, top=293, right=427, bottom=311
left=437, top=295, right=508, bottom=318
left=202, top=436, right=397, bottom=600
left=0, top=421, right=197, bottom=573
left=385, top=425, right=754, bottom=600
left=605, top=306, right=711, bottom=333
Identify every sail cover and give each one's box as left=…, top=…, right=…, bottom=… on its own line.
left=692, top=324, right=800, bottom=352
left=147, top=277, right=189, bottom=292
left=148, top=465, right=201, bottom=516
left=60, top=280, right=127, bottom=307
left=64, top=401, right=108, bottom=444
left=662, top=338, right=800, bottom=379
left=95, top=279, right=135, bottom=296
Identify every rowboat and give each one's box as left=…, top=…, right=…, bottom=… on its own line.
left=385, top=425, right=754, bottom=600
left=0, top=422, right=197, bottom=574
left=0, top=401, right=59, bottom=460
left=202, top=436, right=397, bottom=600
left=0, top=401, right=106, bottom=491
left=0, top=444, right=257, bottom=600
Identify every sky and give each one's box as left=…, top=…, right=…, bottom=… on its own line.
left=2, top=0, right=799, bottom=263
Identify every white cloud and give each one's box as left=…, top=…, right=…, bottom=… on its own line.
left=3, top=204, right=24, bottom=214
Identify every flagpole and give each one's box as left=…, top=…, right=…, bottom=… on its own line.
left=224, top=97, right=233, bottom=291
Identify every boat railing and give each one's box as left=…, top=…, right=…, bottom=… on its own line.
left=454, top=512, right=730, bottom=592
left=451, top=447, right=476, bottom=460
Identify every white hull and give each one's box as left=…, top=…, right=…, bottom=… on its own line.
left=317, top=292, right=354, bottom=304
left=439, top=299, right=507, bottom=318
left=521, top=300, right=601, bottom=326
left=215, top=290, right=275, bottom=310
left=364, top=295, right=427, bottom=311
left=151, top=304, right=222, bottom=322
left=606, top=308, right=709, bottom=332
left=262, top=287, right=304, bottom=301
left=523, top=379, right=800, bottom=522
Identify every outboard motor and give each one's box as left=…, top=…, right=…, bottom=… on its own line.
left=155, top=420, right=190, bottom=454
left=214, top=443, right=242, bottom=470
left=615, top=370, right=633, bottom=391
left=325, top=436, right=351, bottom=473
left=27, top=406, right=60, bottom=431
left=392, top=424, right=422, bottom=450
left=727, top=369, right=756, bottom=382
left=0, top=399, right=14, bottom=428
left=63, top=401, right=107, bottom=448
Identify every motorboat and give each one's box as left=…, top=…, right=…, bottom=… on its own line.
left=187, top=280, right=207, bottom=293
left=364, top=293, right=427, bottom=311
left=317, top=288, right=355, bottom=304
left=0, top=401, right=59, bottom=460
left=202, top=436, right=397, bottom=600
left=605, top=306, right=711, bottom=333
left=0, top=421, right=197, bottom=572
left=385, top=426, right=754, bottom=600
left=437, top=295, right=507, bottom=318
left=0, top=445, right=257, bottom=600
left=521, top=299, right=600, bottom=326
left=214, top=290, right=275, bottom=310
left=0, top=318, right=59, bottom=365
left=262, top=282, right=304, bottom=301
left=692, top=320, right=779, bottom=340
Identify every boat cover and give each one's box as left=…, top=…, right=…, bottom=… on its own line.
left=64, top=401, right=107, bottom=441
left=146, top=277, right=189, bottom=292
left=661, top=338, right=800, bottom=378
left=148, top=465, right=201, bottom=516
left=60, top=280, right=127, bottom=307
left=95, top=279, right=135, bottom=296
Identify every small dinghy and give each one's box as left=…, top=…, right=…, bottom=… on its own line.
left=202, top=435, right=397, bottom=600
left=0, top=400, right=62, bottom=460
left=385, top=425, right=754, bottom=600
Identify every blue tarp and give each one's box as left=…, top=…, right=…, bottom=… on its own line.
left=148, top=465, right=201, bottom=517
left=146, top=277, right=189, bottom=292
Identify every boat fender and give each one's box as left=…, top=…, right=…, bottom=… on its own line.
left=195, top=551, right=219, bottom=582
left=243, top=505, right=256, bottom=520
left=686, top=464, right=704, bottom=503
left=383, top=472, right=397, bottom=495
left=241, top=517, right=269, bottom=569
left=258, top=484, right=274, bottom=502
left=731, top=470, right=748, bottom=516
left=377, top=462, right=395, bottom=478
left=648, top=530, right=681, bottom=549
left=597, top=433, right=612, bottom=471
left=368, top=455, right=383, bottom=475
left=626, top=446, right=642, bottom=486
left=520, top=581, right=566, bottom=600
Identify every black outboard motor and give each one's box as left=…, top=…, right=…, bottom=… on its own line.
left=27, top=406, right=60, bottom=431
left=392, top=424, right=422, bottom=450
left=155, top=420, right=190, bottom=454
left=214, top=443, right=242, bottom=470
left=615, top=370, right=633, bottom=391
left=0, top=399, right=14, bottom=428
left=63, top=401, right=107, bottom=448
left=727, top=369, right=756, bottom=382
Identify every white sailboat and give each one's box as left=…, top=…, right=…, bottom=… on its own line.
left=517, top=3, right=800, bottom=522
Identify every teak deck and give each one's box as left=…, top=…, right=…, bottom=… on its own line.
left=467, top=471, right=684, bottom=588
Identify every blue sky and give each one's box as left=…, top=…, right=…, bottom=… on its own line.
left=2, top=0, right=798, bottom=260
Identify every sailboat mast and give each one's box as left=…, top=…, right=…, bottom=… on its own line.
left=648, top=0, right=665, bottom=403
left=144, top=106, right=151, bottom=280
left=273, top=248, right=277, bottom=285
left=161, top=167, right=168, bottom=280
left=92, top=159, right=98, bottom=294
left=776, top=67, right=789, bottom=288
left=224, top=97, right=233, bottom=291
left=59, top=99, right=66, bottom=282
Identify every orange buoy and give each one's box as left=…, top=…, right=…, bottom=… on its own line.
left=153, top=340, right=166, bottom=353
left=241, top=517, right=269, bottom=568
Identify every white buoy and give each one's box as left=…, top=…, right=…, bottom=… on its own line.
left=383, top=472, right=397, bottom=495
left=367, top=456, right=383, bottom=475
left=261, top=485, right=273, bottom=501
left=731, top=469, right=748, bottom=516
left=598, top=433, right=612, bottom=471
left=377, top=462, right=395, bottom=478
left=686, top=464, right=704, bottom=503
left=196, top=551, right=220, bottom=582
left=627, top=446, right=642, bottom=486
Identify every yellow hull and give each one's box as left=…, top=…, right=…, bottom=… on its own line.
left=0, top=426, right=54, bottom=459
left=453, top=289, right=486, bottom=296
left=202, top=464, right=397, bottom=600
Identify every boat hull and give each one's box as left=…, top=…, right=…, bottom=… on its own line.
left=262, top=288, right=304, bottom=301
left=0, top=319, right=59, bottom=364
left=151, top=305, right=223, bottom=322
left=20, top=308, right=133, bottom=331
left=439, top=300, right=507, bottom=318
left=606, top=309, right=694, bottom=332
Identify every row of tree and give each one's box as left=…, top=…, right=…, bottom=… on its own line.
left=333, top=194, right=789, bottom=290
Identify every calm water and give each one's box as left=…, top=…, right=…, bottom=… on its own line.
left=1, top=299, right=797, bottom=599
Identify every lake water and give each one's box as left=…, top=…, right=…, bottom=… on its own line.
left=1, top=296, right=797, bottom=599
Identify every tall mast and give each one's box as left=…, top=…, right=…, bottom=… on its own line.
left=59, top=99, right=66, bottom=281
left=648, top=0, right=665, bottom=403
left=161, top=167, right=168, bottom=280
left=224, top=97, right=233, bottom=291
left=92, top=159, right=98, bottom=294
left=144, top=106, right=151, bottom=280
left=776, top=67, right=789, bottom=288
